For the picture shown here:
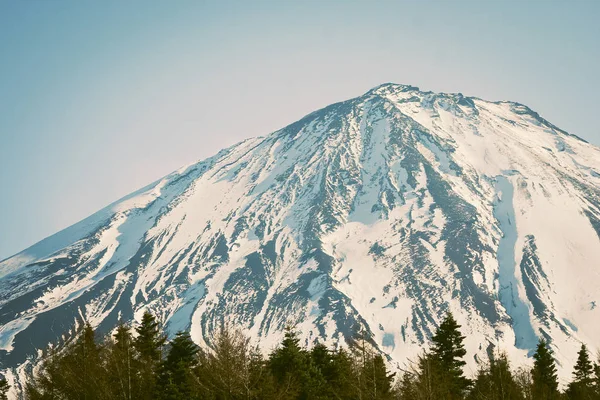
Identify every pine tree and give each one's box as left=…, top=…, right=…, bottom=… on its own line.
left=134, top=311, right=166, bottom=362
left=268, top=326, right=325, bottom=400
left=0, top=376, right=9, bottom=400
left=594, top=361, right=600, bottom=399
left=134, top=311, right=166, bottom=399
left=329, top=348, right=361, bottom=399
left=159, top=331, right=200, bottom=400
left=531, top=338, right=559, bottom=400
left=311, top=343, right=336, bottom=398
left=430, top=312, right=471, bottom=398
left=567, top=343, right=595, bottom=399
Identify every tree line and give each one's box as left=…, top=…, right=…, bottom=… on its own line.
left=1, top=312, right=599, bottom=399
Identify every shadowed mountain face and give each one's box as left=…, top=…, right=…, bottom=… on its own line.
left=2, top=83, right=600, bottom=388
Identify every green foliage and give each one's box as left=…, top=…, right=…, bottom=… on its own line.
left=532, top=339, right=559, bottom=400
left=430, top=312, right=471, bottom=397
left=158, top=331, right=201, bottom=400
left=134, top=311, right=167, bottom=399
left=268, top=326, right=326, bottom=399
left=328, top=348, right=360, bottom=399
left=23, top=311, right=600, bottom=400
left=134, top=311, right=167, bottom=362
left=566, top=344, right=595, bottom=399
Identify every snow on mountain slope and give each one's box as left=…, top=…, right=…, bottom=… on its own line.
left=2, top=83, right=600, bottom=390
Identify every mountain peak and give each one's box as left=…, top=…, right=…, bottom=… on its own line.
left=2, top=85, right=600, bottom=393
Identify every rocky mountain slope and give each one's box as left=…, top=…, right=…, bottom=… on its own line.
left=2, top=83, right=600, bottom=390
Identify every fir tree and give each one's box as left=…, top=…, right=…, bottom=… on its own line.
left=531, top=338, right=559, bottom=400
left=329, top=348, right=360, bottom=399
left=134, top=311, right=166, bottom=399
left=594, top=361, right=600, bottom=399
left=134, top=311, right=166, bottom=362
left=159, top=331, right=200, bottom=400
left=268, top=326, right=325, bottom=400
left=430, top=312, right=471, bottom=397
left=310, top=343, right=335, bottom=398
left=566, top=343, right=595, bottom=399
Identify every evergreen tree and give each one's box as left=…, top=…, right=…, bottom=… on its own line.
left=159, top=331, right=201, bottom=400
left=134, top=311, right=166, bottom=399
left=531, top=338, right=559, bottom=400
left=329, top=348, right=361, bottom=399
left=594, top=361, right=600, bottom=399
left=268, top=326, right=325, bottom=400
left=566, top=344, right=595, bottom=399
left=430, top=312, right=471, bottom=398
left=310, top=343, right=337, bottom=398
left=0, top=376, right=9, bottom=400
left=134, top=311, right=166, bottom=362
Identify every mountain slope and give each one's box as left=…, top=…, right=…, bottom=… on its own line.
left=2, top=83, right=600, bottom=389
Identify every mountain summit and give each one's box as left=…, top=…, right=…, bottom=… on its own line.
left=2, top=83, right=600, bottom=387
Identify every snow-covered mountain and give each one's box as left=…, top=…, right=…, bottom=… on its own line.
left=2, top=83, right=600, bottom=389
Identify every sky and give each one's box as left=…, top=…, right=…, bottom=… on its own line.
left=0, top=0, right=599, bottom=260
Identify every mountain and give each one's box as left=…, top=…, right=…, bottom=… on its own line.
left=2, top=83, right=600, bottom=390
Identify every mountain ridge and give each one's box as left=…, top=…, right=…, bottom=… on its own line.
left=2, top=83, right=600, bottom=391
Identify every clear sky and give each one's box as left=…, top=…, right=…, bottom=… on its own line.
left=1, top=0, right=599, bottom=260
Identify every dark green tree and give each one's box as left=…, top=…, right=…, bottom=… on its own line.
left=268, top=327, right=325, bottom=400
left=430, top=312, right=471, bottom=397
left=0, top=376, right=9, bottom=400
left=310, top=343, right=336, bottom=398
left=594, top=361, right=600, bottom=398
left=566, top=344, right=595, bottom=399
left=134, top=311, right=166, bottom=399
left=531, top=339, right=559, bottom=400
left=134, top=311, right=166, bottom=362
left=159, top=331, right=201, bottom=400
left=329, top=348, right=361, bottom=399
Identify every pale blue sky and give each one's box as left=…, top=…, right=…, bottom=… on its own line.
left=1, top=0, right=599, bottom=260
